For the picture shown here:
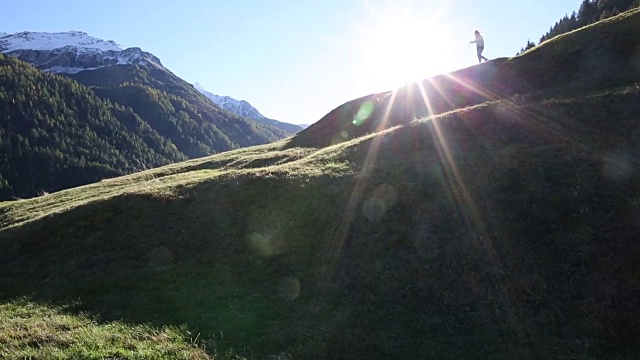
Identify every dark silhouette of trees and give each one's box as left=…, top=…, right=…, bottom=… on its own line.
left=518, top=0, right=637, bottom=53
left=517, top=40, right=536, bottom=55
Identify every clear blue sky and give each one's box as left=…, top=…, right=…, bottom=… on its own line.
left=3, top=1, right=580, bottom=125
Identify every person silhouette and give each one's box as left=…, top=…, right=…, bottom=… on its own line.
left=470, top=30, right=489, bottom=63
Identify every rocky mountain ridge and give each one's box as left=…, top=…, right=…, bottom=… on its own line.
left=194, top=82, right=303, bottom=133
left=0, top=30, right=301, bottom=131
left=0, top=31, right=161, bottom=74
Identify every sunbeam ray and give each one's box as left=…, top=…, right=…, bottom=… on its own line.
left=319, top=87, right=402, bottom=292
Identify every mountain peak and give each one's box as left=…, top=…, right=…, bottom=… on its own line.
left=194, top=83, right=268, bottom=120
left=0, top=30, right=163, bottom=74
left=0, top=30, right=123, bottom=52
left=194, top=83, right=303, bottom=133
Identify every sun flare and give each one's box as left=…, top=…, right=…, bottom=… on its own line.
left=357, top=10, right=454, bottom=90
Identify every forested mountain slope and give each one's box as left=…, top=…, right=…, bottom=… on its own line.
left=0, top=57, right=290, bottom=200
left=0, top=54, right=185, bottom=199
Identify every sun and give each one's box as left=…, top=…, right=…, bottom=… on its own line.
left=356, top=9, right=454, bottom=91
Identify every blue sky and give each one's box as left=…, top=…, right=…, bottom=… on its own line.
left=2, top=1, right=581, bottom=124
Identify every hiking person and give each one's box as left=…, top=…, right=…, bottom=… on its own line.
left=470, top=30, right=488, bottom=63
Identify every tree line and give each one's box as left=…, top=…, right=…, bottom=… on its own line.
left=519, top=0, right=640, bottom=53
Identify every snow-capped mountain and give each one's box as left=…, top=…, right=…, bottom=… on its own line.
left=0, top=30, right=121, bottom=52
left=1, top=30, right=302, bottom=133
left=194, top=82, right=269, bottom=122
left=0, top=31, right=162, bottom=73
left=194, top=83, right=303, bottom=133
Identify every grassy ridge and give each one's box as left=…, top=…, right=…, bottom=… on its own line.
left=292, top=8, right=640, bottom=149
left=0, top=140, right=357, bottom=358
left=2, top=9, right=640, bottom=360
left=2, top=85, right=640, bottom=358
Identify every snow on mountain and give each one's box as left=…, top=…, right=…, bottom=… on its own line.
left=0, top=31, right=161, bottom=74
left=194, top=82, right=268, bottom=121
left=194, top=82, right=303, bottom=133
left=0, top=30, right=302, bottom=132
left=0, top=31, right=122, bottom=52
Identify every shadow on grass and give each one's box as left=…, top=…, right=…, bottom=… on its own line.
left=0, top=175, right=344, bottom=355
left=2, top=90, right=640, bottom=359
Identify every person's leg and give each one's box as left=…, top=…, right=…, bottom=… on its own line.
left=479, top=47, right=488, bottom=62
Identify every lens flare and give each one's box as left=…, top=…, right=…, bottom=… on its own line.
left=248, top=232, right=276, bottom=257
left=278, top=277, right=301, bottom=301
left=353, top=101, right=375, bottom=125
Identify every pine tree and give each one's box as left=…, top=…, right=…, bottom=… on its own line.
left=596, top=0, right=634, bottom=12
left=524, top=40, right=536, bottom=51
left=611, top=6, right=621, bottom=16
left=578, top=0, right=598, bottom=26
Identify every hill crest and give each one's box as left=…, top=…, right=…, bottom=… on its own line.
left=291, top=7, right=640, bottom=148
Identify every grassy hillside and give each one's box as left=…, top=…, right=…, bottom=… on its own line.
left=1, top=8, right=640, bottom=360
left=292, top=8, right=640, bottom=148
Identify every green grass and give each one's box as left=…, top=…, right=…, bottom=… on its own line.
left=0, top=137, right=361, bottom=358
left=0, top=299, right=211, bottom=360
left=2, top=85, right=639, bottom=359
left=2, top=9, right=640, bottom=360
left=0, top=139, right=351, bottom=230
